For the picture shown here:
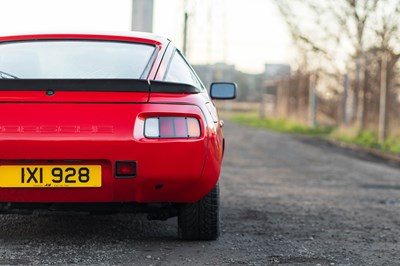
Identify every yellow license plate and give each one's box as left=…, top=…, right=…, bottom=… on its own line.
left=0, top=165, right=101, bottom=188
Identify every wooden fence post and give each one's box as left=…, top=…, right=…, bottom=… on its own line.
left=378, top=52, right=388, bottom=144
left=308, top=73, right=317, bottom=128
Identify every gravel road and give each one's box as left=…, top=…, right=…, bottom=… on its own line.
left=1, top=121, right=400, bottom=265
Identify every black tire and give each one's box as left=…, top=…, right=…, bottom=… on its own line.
left=178, top=182, right=220, bottom=240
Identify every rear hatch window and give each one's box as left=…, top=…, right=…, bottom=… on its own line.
left=0, top=40, right=155, bottom=79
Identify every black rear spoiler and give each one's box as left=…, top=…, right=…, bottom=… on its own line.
left=0, top=79, right=201, bottom=94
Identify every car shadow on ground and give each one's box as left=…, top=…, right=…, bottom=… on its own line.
left=0, top=212, right=178, bottom=242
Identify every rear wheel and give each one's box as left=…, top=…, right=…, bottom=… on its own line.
left=178, top=183, right=220, bottom=240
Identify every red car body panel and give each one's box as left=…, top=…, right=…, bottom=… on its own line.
left=0, top=32, right=224, bottom=204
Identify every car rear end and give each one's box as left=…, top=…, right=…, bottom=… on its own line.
left=0, top=33, right=230, bottom=240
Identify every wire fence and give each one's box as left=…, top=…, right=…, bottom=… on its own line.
left=259, top=58, right=400, bottom=141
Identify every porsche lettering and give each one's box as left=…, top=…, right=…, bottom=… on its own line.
left=0, top=125, right=114, bottom=134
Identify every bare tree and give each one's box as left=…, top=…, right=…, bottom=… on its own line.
left=274, top=0, right=400, bottom=134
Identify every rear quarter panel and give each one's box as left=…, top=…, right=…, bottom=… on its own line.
left=149, top=92, right=225, bottom=201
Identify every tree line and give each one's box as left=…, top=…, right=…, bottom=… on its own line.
left=272, top=0, right=400, bottom=142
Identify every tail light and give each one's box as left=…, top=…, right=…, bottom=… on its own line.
left=115, top=161, right=137, bottom=177
left=144, top=117, right=201, bottom=138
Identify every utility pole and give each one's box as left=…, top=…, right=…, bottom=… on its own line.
left=131, top=0, right=153, bottom=32
left=183, top=11, right=188, bottom=56
left=378, top=52, right=388, bottom=144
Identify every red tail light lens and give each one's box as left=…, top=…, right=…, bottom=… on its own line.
left=173, top=117, right=188, bottom=137
left=144, top=117, right=201, bottom=138
left=159, top=117, right=175, bottom=137
left=115, top=161, right=137, bottom=177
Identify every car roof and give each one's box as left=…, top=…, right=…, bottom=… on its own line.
left=0, top=31, right=171, bottom=47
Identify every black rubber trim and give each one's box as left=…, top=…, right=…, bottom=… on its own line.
left=150, top=80, right=201, bottom=94
left=0, top=79, right=150, bottom=92
left=0, top=79, right=200, bottom=94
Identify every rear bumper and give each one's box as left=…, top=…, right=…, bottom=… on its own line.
left=0, top=138, right=214, bottom=203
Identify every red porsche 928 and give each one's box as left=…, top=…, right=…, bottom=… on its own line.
left=0, top=32, right=236, bottom=240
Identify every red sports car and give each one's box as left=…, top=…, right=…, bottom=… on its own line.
left=0, top=32, right=236, bottom=240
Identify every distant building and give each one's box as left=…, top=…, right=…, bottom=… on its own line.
left=261, top=64, right=291, bottom=116
left=193, top=63, right=263, bottom=101
left=262, top=64, right=291, bottom=94
left=263, top=64, right=291, bottom=79
left=131, top=0, right=153, bottom=32
left=193, top=63, right=291, bottom=102
left=193, top=63, right=236, bottom=89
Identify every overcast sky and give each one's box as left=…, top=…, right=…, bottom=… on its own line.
left=0, top=0, right=292, bottom=73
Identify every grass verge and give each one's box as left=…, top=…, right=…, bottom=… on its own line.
left=229, top=113, right=400, bottom=155
left=229, top=113, right=332, bottom=137
left=332, top=127, right=400, bottom=154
